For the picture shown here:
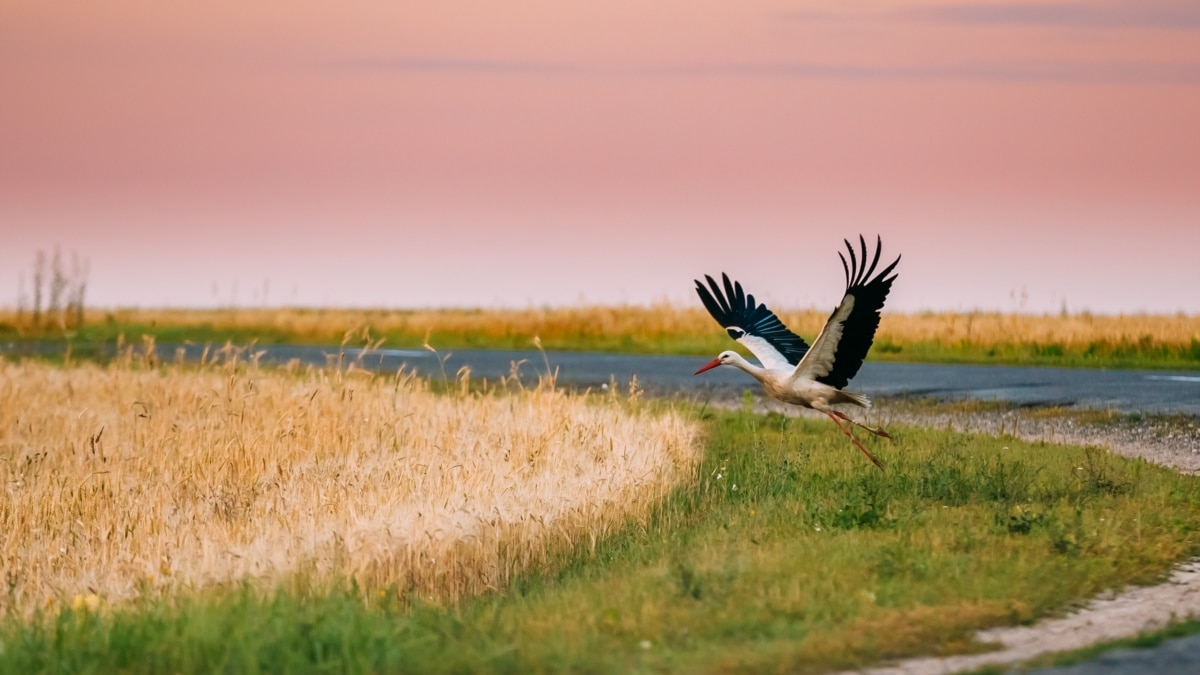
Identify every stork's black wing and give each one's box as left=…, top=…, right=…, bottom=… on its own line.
left=792, top=235, right=900, bottom=390
left=694, top=273, right=810, bottom=369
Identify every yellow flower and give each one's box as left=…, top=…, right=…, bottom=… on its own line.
left=71, top=593, right=102, bottom=613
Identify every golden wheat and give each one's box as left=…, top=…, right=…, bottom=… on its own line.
left=3, top=305, right=1195, bottom=350
left=0, top=351, right=700, bottom=617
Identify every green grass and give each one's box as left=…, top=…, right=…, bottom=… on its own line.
left=867, top=337, right=1200, bottom=371
left=5, top=322, right=1200, bottom=370
left=3, top=409, right=1199, bottom=674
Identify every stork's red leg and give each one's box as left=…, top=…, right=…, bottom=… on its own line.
left=826, top=413, right=886, bottom=470
left=831, top=410, right=892, bottom=440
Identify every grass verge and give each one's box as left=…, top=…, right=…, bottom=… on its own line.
left=3, top=407, right=1198, bottom=674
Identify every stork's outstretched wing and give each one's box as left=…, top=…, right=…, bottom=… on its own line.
left=694, top=273, right=810, bottom=370
left=790, top=235, right=900, bottom=390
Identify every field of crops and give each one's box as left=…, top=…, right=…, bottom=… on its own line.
left=4, top=305, right=1198, bottom=370
left=0, top=346, right=699, bottom=619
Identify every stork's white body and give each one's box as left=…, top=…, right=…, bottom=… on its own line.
left=712, top=352, right=868, bottom=411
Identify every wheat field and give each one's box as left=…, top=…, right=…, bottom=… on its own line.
left=7, top=305, right=1196, bottom=353
left=0, top=348, right=701, bottom=618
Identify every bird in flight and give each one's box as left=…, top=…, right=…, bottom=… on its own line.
left=693, top=235, right=900, bottom=469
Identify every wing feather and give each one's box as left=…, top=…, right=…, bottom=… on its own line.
left=791, top=235, right=900, bottom=389
left=694, top=272, right=810, bottom=369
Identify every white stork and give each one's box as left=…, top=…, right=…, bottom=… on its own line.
left=693, top=235, right=900, bottom=470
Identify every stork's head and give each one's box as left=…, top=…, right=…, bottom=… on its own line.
left=694, top=350, right=739, bottom=375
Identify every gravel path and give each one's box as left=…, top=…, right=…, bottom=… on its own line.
left=879, top=402, right=1200, bottom=477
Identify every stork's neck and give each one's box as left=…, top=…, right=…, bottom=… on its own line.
left=727, top=353, right=770, bottom=383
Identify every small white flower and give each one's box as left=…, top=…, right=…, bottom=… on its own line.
left=639, top=640, right=651, bottom=650
left=814, top=526, right=822, bottom=532
left=732, top=484, right=738, bottom=491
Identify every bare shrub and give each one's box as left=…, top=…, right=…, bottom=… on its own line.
left=8, top=248, right=90, bottom=334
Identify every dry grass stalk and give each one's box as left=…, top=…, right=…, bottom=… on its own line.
left=0, top=350, right=701, bottom=617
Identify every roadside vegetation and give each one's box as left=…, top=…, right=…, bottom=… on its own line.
left=4, top=248, right=1198, bottom=369
left=2, top=351, right=1198, bottom=673
left=3, top=304, right=1199, bottom=370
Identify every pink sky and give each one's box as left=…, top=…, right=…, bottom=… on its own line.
left=3, top=1, right=1199, bottom=313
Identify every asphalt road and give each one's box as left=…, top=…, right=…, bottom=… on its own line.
left=9, top=342, right=1198, bottom=415
left=220, top=345, right=1200, bottom=416
left=1026, top=633, right=1200, bottom=675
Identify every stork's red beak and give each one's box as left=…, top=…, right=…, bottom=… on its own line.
left=694, top=358, right=722, bottom=375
